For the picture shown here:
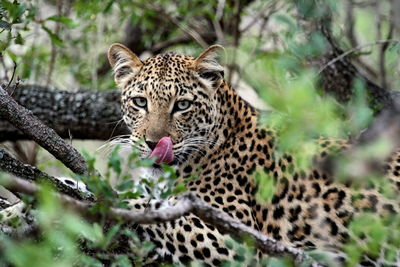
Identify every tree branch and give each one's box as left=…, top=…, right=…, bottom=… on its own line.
left=0, top=85, right=129, bottom=142
left=378, top=12, right=394, bottom=88
left=345, top=0, right=358, bottom=48
left=0, top=148, right=92, bottom=201
left=0, top=86, right=88, bottom=175
left=239, top=0, right=278, bottom=33
left=318, top=39, right=399, bottom=76
left=186, top=194, right=321, bottom=266
left=149, top=32, right=216, bottom=54
left=1, top=175, right=321, bottom=266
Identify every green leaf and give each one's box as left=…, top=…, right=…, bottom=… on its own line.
left=116, top=180, right=134, bottom=192
left=104, top=224, right=120, bottom=248
left=111, top=255, right=131, bottom=267
left=266, top=257, right=293, bottom=267
left=254, top=172, right=276, bottom=202
left=0, top=41, right=8, bottom=52
left=119, top=190, right=142, bottom=200
left=0, top=19, right=10, bottom=29
left=6, top=50, right=17, bottom=62
left=82, top=151, right=97, bottom=171
left=92, top=223, right=105, bottom=245
left=42, top=25, right=64, bottom=47
left=14, top=32, right=23, bottom=45
left=172, top=183, right=187, bottom=195
left=108, top=145, right=122, bottom=175
left=102, top=0, right=114, bottom=14
left=141, top=241, right=155, bottom=252
left=46, top=15, right=78, bottom=28
left=14, top=4, right=27, bottom=21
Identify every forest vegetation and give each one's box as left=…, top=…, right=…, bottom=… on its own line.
left=0, top=0, right=399, bottom=266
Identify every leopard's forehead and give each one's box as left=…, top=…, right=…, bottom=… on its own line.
left=140, top=52, right=195, bottom=80
left=123, top=52, right=203, bottom=100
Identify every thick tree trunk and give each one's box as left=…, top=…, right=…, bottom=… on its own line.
left=0, top=85, right=129, bottom=142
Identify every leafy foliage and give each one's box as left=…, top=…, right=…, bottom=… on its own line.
left=0, top=144, right=189, bottom=266
left=1, top=0, right=400, bottom=266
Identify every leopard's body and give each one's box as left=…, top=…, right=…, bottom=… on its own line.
left=2, top=45, right=398, bottom=266
left=105, top=44, right=400, bottom=265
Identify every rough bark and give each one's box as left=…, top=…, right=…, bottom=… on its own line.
left=0, top=86, right=89, bottom=174
left=0, top=148, right=92, bottom=201
left=0, top=85, right=129, bottom=142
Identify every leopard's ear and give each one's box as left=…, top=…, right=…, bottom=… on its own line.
left=194, top=45, right=225, bottom=88
left=108, top=43, right=143, bottom=87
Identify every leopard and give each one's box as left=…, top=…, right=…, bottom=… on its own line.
left=1, top=44, right=398, bottom=266
left=105, top=43, right=400, bottom=266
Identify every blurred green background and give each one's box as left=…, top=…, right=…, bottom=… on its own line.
left=0, top=0, right=400, bottom=266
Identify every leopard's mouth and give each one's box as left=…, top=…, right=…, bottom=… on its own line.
left=138, top=149, right=180, bottom=165
left=136, top=137, right=205, bottom=168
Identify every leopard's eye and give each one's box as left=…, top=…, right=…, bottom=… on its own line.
left=132, top=97, right=147, bottom=109
left=174, top=100, right=192, bottom=112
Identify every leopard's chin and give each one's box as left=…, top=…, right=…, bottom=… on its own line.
left=170, top=158, right=180, bottom=166
left=152, top=158, right=179, bottom=169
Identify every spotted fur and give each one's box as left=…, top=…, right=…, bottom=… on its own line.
left=72, top=44, right=400, bottom=265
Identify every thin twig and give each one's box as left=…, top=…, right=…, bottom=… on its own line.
left=212, top=0, right=225, bottom=44
left=5, top=61, right=16, bottom=90
left=0, top=54, right=9, bottom=81
left=172, top=20, right=209, bottom=48
left=240, top=0, right=278, bottom=33
left=318, top=39, right=400, bottom=74
left=10, top=76, right=20, bottom=96
left=140, top=2, right=209, bottom=48
left=393, top=0, right=400, bottom=37
left=149, top=32, right=216, bottom=54
left=378, top=11, right=394, bottom=88
left=227, top=0, right=242, bottom=84
left=345, top=0, right=358, bottom=48
left=45, top=0, right=62, bottom=86
left=12, top=141, right=31, bottom=165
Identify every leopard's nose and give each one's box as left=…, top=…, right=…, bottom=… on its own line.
left=145, top=140, right=158, bottom=150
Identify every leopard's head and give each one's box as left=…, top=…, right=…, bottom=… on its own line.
left=108, top=44, right=225, bottom=166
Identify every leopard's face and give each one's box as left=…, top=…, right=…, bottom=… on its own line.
left=108, top=44, right=225, bottom=165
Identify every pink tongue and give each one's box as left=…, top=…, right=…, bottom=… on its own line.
left=149, top=137, right=174, bottom=164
